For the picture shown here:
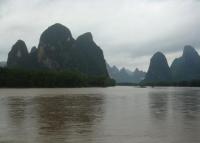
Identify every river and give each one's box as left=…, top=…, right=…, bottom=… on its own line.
left=0, top=86, right=200, bottom=143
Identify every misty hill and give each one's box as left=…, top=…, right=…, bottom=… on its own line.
left=7, top=40, right=29, bottom=68
left=171, top=45, right=200, bottom=81
left=7, top=23, right=108, bottom=77
left=107, top=64, right=146, bottom=83
left=142, top=52, right=172, bottom=83
left=0, top=61, right=6, bottom=67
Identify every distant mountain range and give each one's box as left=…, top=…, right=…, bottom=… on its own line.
left=107, top=64, right=146, bottom=83
left=7, top=23, right=109, bottom=77
left=5, top=23, right=146, bottom=84
left=3, top=23, right=200, bottom=85
left=143, top=45, right=200, bottom=84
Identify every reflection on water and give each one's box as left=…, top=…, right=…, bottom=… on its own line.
left=173, top=89, right=200, bottom=119
left=148, top=88, right=200, bottom=143
left=0, top=87, right=200, bottom=143
left=149, top=92, right=169, bottom=120
left=7, top=97, right=26, bottom=127
left=35, top=94, right=104, bottom=143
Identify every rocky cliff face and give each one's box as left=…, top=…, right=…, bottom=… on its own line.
left=37, top=23, right=74, bottom=69
left=7, top=23, right=108, bottom=77
left=7, top=40, right=29, bottom=68
left=171, top=45, right=200, bottom=81
left=143, top=52, right=172, bottom=83
left=75, top=32, right=108, bottom=76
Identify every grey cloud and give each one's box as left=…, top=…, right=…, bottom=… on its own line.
left=0, top=0, right=200, bottom=70
left=0, top=0, right=6, bottom=17
left=0, top=0, right=6, bottom=5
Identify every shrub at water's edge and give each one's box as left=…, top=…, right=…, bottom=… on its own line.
left=0, top=68, right=115, bottom=88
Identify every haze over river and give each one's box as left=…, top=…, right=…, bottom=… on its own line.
left=0, top=86, right=200, bottom=143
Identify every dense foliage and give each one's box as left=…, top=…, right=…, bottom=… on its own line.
left=0, top=68, right=115, bottom=88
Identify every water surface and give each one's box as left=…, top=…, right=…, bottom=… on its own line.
left=0, top=86, right=200, bottom=143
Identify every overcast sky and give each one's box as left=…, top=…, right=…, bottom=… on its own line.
left=0, top=0, right=200, bottom=71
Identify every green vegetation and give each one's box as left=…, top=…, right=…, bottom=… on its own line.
left=117, top=83, right=138, bottom=86
left=0, top=68, right=115, bottom=88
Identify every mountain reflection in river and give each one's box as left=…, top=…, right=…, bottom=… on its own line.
left=0, top=87, right=200, bottom=143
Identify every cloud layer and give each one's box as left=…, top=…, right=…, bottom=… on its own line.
left=0, top=0, right=200, bottom=70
